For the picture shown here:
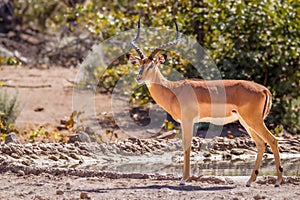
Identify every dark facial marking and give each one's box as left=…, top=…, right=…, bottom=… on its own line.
left=138, top=65, right=145, bottom=76
left=146, top=63, right=154, bottom=71
left=255, top=170, right=259, bottom=175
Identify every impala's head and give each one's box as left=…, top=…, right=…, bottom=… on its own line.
left=129, top=54, right=167, bottom=84
left=129, top=18, right=178, bottom=84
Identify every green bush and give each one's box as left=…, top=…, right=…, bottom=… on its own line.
left=14, top=0, right=64, bottom=32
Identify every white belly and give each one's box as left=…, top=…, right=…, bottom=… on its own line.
left=199, top=113, right=239, bottom=125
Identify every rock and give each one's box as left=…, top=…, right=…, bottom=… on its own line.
left=10, top=153, right=20, bottom=159
left=84, top=127, right=94, bottom=135
left=236, top=139, right=248, bottom=148
left=213, top=143, right=221, bottom=151
left=59, top=153, right=69, bottom=160
left=98, top=143, right=109, bottom=154
left=142, top=144, right=152, bottom=153
left=152, top=150, right=164, bottom=155
left=128, top=137, right=140, bottom=144
left=24, top=143, right=33, bottom=148
left=265, top=146, right=272, bottom=154
left=66, top=182, right=71, bottom=190
left=202, top=140, right=212, bottom=149
left=10, top=145, right=23, bottom=155
left=231, top=148, right=244, bottom=155
left=30, top=154, right=39, bottom=159
left=291, top=146, right=299, bottom=152
left=21, top=159, right=32, bottom=166
left=129, top=173, right=148, bottom=179
left=38, top=144, right=48, bottom=151
left=17, top=170, right=25, bottom=176
left=209, top=149, right=217, bottom=154
left=253, top=194, right=266, bottom=200
left=48, top=155, right=59, bottom=161
left=24, top=148, right=33, bottom=155
left=203, top=151, right=211, bottom=157
left=199, top=176, right=227, bottom=184
left=5, top=132, right=19, bottom=144
left=56, top=190, right=64, bottom=195
left=40, top=151, right=49, bottom=156
left=34, top=107, right=44, bottom=112
left=68, top=131, right=91, bottom=143
left=69, top=153, right=80, bottom=160
left=156, top=130, right=176, bottom=139
left=222, top=153, right=232, bottom=160
left=34, top=195, right=50, bottom=200
left=290, top=149, right=299, bottom=154
left=214, top=137, right=225, bottom=142
left=77, top=131, right=91, bottom=142
left=229, top=141, right=237, bottom=149
left=57, top=125, right=67, bottom=131
left=80, top=192, right=91, bottom=199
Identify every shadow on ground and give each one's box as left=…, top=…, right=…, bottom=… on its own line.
left=75, top=184, right=236, bottom=193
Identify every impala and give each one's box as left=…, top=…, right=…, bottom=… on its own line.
left=129, top=19, right=283, bottom=187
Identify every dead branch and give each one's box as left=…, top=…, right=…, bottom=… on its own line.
left=65, top=78, right=76, bottom=85
left=2, top=84, right=52, bottom=88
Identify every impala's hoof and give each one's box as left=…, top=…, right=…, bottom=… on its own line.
left=179, top=179, right=186, bottom=186
left=275, top=181, right=281, bottom=187
left=246, top=181, right=251, bottom=187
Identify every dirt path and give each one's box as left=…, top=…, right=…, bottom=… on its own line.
left=0, top=66, right=111, bottom=131
left=1, top=66, right=76, bottom=125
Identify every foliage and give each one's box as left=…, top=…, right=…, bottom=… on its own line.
left=0, top=56, right=21, bottom=65
left=13, top=0, right=300, bottom=133
left=13, top=0, right=64, bottom=32
left=64, top=110, right=84, bottom=131
left=0, top=89, right=21, bottom=134
left=28, top=126, right=47, bottom=142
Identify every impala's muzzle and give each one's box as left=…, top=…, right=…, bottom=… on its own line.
left=136, top=74, right=142, bottom=82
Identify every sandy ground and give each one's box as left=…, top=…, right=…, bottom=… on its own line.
left=0, top=66, right=111, bottom=130
left=0, top=66, right=299, bottom=200
left=0, top=172, right=299, bottom=200
left=0, top=138, right=299, bottom=200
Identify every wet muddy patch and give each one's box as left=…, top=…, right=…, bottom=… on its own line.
left=0, top=136, right=299, bottom=178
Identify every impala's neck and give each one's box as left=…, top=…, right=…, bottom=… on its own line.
left=146, top=67, right=170, bottom=87
left=146, top=67, right=175, bottom=114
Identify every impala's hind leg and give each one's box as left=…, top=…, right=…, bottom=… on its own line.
left=240, top=124, right=266, bottom=187
left=251, top=123, right=283, bottom=187
left=240, top=116, right=283, bottom=187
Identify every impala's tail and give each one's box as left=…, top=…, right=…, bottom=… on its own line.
left=262, top=89, right=272, bottom=119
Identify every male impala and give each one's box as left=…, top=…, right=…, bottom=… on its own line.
left=129, top=19, right=283, bottom=187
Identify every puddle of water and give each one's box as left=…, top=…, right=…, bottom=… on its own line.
left=33, top=153, right=300, bottom=177
left=86, top=158, right=300, bottom=177
left=81, top=153, right=300, bottom=177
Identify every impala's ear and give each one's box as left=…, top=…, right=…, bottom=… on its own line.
left=158, top=54, right=167, bottom=63
left=128, top=54, right=140, bottom=65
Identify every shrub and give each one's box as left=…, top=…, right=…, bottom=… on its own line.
left=0, top=89, right=21, bottom=133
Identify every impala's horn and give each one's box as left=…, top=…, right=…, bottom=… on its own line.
left=130, top=18, right=146, bottom=59
left=148, top=20, right=179, bottom=60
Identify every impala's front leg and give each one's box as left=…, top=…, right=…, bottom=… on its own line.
left=180, top=118, right=193, bottom=185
